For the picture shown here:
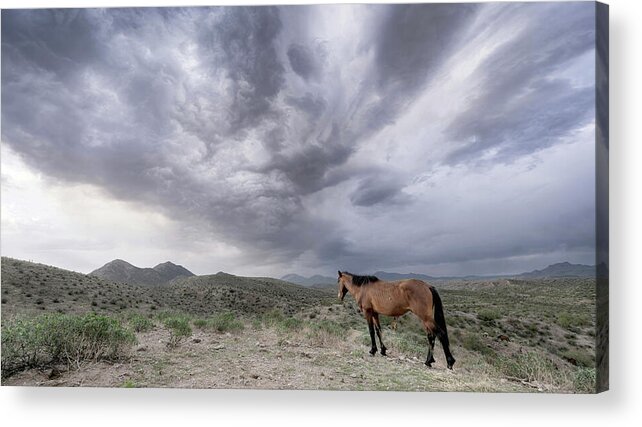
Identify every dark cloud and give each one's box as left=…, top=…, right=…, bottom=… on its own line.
left=350, top=177, right=410, bottom=207
left=285, top=93, right=327, bottom=117
left=443, top=2, right=595, bottom=166
left=1, top=4, right=598, bottom=276
left=353, top=3, right=479, bottom=137
left=374, top=4, right=478, bottom=91
left=286, top=43, right=322, bottom=81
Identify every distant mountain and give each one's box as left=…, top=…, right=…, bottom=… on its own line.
left=152, top=261, right=195, bottom=283
left=284, top=262, right=597, bottom=286
left=281, top=274, right=336, bottom=287
left=1, top=257, right=332, bottom=318
left=516, top=262, right=595, bottom=278
left=89, top=259, right=194, bottom=285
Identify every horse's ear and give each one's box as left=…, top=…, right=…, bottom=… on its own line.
left=338, top=270, right=342, bottom=278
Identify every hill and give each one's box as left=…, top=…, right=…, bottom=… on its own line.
left=1, top=257, right=158, bottom=318
left=2, top=257, right=597, bottom=393
left=1, top=257, right=332, bottom=318
left=284, top=262, right=597, bottom=285
left=167, top=273, right=334, bottom=316
left=89, top=259, right=194, bottom=286
left=517, top=262, right=595, bottom=278
left=281, top=273, right=335, bottom=287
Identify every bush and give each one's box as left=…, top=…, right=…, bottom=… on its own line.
left=261, top=309, right=303, bottom=332
left=262, top=308, right=286, bottom=326
left=306, top=320, right=343, bottom=345
left=163, top=316, right=192, bottom=348
left=193, top=318, right=209, bottom=329
left=561, top=349, right=594, bottom=368
left=477, top=308, right=501, bottom=322
left=494, top=351, right=559, bottom=385
left=208, top=312, right=244, bottom=333
left=128, top=314, right=154, bottom=333
left=573, top=367, right=596, bottom=393
left=462, top=333, right=495, bottom=357
left=1, top=313, right=136, bottom=378
left=393, top=331, right=427, bottom=358
left=557, top=312, right=591, bottom=330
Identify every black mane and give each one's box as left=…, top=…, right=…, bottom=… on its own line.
left=344, top=272, right=379, bottom=286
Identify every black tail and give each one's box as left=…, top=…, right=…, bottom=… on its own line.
left=430, top=286, right=456, bottom=369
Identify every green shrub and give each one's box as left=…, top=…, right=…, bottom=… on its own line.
left=477, top=309, right=501, bottom=322
left=121, top=379, right=139, bottom=388
left=128, top=314, right=154, bottom=332
left=557, top=312, right=591, bottom=330
left=462, top=333, right=495, bottom=357
left=573, top=367, right=596, bottom=393
left=1, top=313, right=135, bottom=378
left=494, top=351, right=559, bottom=385
left=261, top=309, right=304, bottom=332
left=394, top=332, right=427, bottom=358
left=163, top=316, right=192, bottom=348
left=279, top=317, right=303, bottom=331
left=561, top=349, right=594, bottom=368
left=306, top=319, right=344, bottom=345
left=208, top=312, right=245, bottom=333
left=193, top=318, right=209, bottom=329
left=262, top=308, right=286, bottom=326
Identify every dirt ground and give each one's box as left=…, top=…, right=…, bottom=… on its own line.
left=4, top=325, right=536, bottom=393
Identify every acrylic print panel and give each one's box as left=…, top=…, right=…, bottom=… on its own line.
left=0, top=2, right=608, bottom=393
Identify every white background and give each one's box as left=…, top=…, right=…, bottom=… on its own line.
left=0, top=0, right=639, bottom=426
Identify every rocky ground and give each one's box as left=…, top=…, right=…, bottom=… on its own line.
left=4, top=322, right=538, bottom=393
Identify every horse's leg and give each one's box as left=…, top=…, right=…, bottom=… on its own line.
left=365, top=311, right=377, bottom=356
left=426, top=333, right=436, bottom=367
left=436, top=327, right=456, bottom=369
left=372, top=313, right=387, bottom=356
left=421, top=319, right=437, bottom=367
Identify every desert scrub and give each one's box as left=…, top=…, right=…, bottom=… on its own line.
left=494, top=351, right=563, bottom=389
left=556, top=312, right=591, bottom=330
left=573, top=367, right=596, bottom=393
left=1, top=313, right=135, bottom=378
left=193, top=318, right=209, bottom=329
left=462, top=333, right=495, bottom=357
left=261, top=308, right=302, bottom=332
left=477, top=308, right=502, bottom=322
left=306, top=319, right=344, bottom=345
left=208, top=312, right=244, bottom=333
left=163, top=315, right=192, bottom=348
left=392, top=331, right=427, bottom=358
left=560, top=349, right=594, bottom=368
left=128, top=313, right=154, bottom=332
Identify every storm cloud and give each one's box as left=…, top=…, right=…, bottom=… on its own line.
left=1, top=3, right=597, bottom=276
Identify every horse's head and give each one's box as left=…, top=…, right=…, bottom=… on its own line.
left=337, top=270, right=351, bottom=301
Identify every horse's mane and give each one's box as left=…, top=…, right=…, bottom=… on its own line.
left=344, top=272, right=380, bottom=286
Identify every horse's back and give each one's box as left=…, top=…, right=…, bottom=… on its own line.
left=397, top=279, right=434, bottom=319
left=398, top=279, right=432, bottom=296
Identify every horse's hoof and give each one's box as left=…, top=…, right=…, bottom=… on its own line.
left=425, top=362, right=433, bottom=368
left=369, top=349, right=377, bottom=356
left=380, top=347, right=387, bottom=356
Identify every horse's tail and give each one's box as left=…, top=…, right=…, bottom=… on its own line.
left=429, top=286, right=456, bottom=369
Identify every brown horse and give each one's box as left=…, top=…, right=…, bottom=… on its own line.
left=337, top=271, right=456, bottom=369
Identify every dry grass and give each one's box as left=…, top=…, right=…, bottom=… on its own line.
left=1, top=257, right=598, bottom=393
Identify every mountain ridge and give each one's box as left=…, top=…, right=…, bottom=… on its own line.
left=89, top=259, right=194, bottom=286
left=281, top=261, right=598, bottom=286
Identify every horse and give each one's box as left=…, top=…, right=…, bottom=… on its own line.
left=337, top=270, right=456, bottom=369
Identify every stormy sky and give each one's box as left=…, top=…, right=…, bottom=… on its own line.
left=1, top=3, right=597, bottom=277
